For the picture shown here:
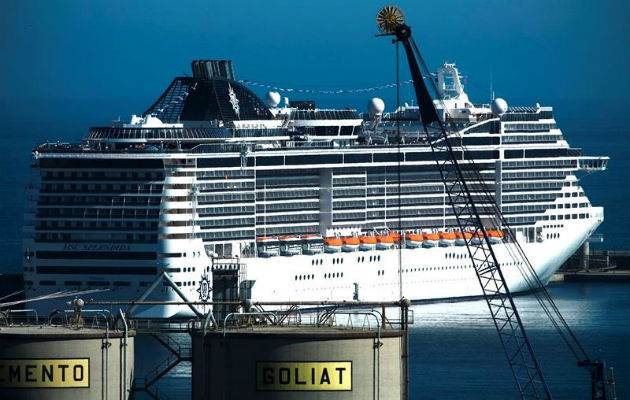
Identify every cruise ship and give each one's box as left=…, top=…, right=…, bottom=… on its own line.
left=22, top=60, right=608, bottom=317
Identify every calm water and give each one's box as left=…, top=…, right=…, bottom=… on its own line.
left=135, top=282, right=629, bottom=399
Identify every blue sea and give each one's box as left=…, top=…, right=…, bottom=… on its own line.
left=134, top=281, right=629, bottom=399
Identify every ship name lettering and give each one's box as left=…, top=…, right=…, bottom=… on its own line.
left=63, top=243, right=131, bottom=252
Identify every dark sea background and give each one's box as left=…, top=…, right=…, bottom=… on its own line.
left=0, top=95, right=627, bottom=399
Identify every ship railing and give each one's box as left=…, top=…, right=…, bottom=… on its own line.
left=190, top=143, right=249, bottom=154
left=577, top=156, right=608, bottom=171
left=34, top=137, right=444, bottom=157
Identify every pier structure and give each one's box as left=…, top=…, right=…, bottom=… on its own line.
left=1, top=270, right=412, bottom=400
left=92, top=298, right=412, bottom=400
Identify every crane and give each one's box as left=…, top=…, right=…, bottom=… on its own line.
left=374, top=5, right=615, bottom=400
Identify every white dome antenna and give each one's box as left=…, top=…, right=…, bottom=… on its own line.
left=265, top=91, right=281, bottom=108
left=491, top=98, right=508, bottom=115
left=368, top=97, right=385, bottom=117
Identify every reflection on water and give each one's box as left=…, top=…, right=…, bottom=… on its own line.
left=134, top=282, right=629, bottom=399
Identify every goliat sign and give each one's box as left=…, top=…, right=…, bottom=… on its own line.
left=0, top=359, right=89, bottom=388
left=256, top=361, right=352, bottom=391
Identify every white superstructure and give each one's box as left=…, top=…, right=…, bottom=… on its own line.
left=22, top=60, right=608, bottom=317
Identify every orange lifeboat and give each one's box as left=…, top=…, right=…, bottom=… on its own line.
left=342, top=237, right=360, bottom=252
left=376, top=235, right=395, bottom=250
left=455, top=231, right=472, bottom=246
left=405, top=233, right=423, bottom=248
left=471, top=230, right=485, bottom=244
left=359, top=236, right=377, bottom=251
left=439, top=232, right=456, bottom=247
left=422, top=233, right=439, bottom=248
left=324, top=237, right=342, bottom=253
left=487, top=229, right=504, bottom=244
left=390, top=231, right=402, bottom=243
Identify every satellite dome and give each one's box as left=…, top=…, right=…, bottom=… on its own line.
left=491, top=98, right=508, bottom=115
left=265, top=91, right=281, bottom=108
left=368, top=97, right=385, bottom=116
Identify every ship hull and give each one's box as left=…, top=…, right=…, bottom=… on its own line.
left=244, top=216, right=601, bottom=303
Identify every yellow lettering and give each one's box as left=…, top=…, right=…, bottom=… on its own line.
left=0, top=359, right=89, bottom=388
left=256, top=362, right=351, bottom=391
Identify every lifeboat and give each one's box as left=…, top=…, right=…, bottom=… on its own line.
left=471, top=230, right=485, bottom=245
left=376, top=235, right=395, bottom=250
left=279, top=235, right=302, bottom=256
left=342, top=237, right=360, bottom=252
left=359, top=236, right=377, bottom=251
left=389, top=231, right=402, bottom=243
left=405, top=233, right=423, bottom=249
left=455, top=231, right=472, bottom=246
left=256, top=237, right=280, bottom=257
left=439, top=232, right=456, bottom=247
left=324, top=237, right=342, bottom=253
left=301, top=234, right=324, bottom=255
left=487, top=229, right=504, bottom=244
left=422, top=233, right=439, bottom=248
